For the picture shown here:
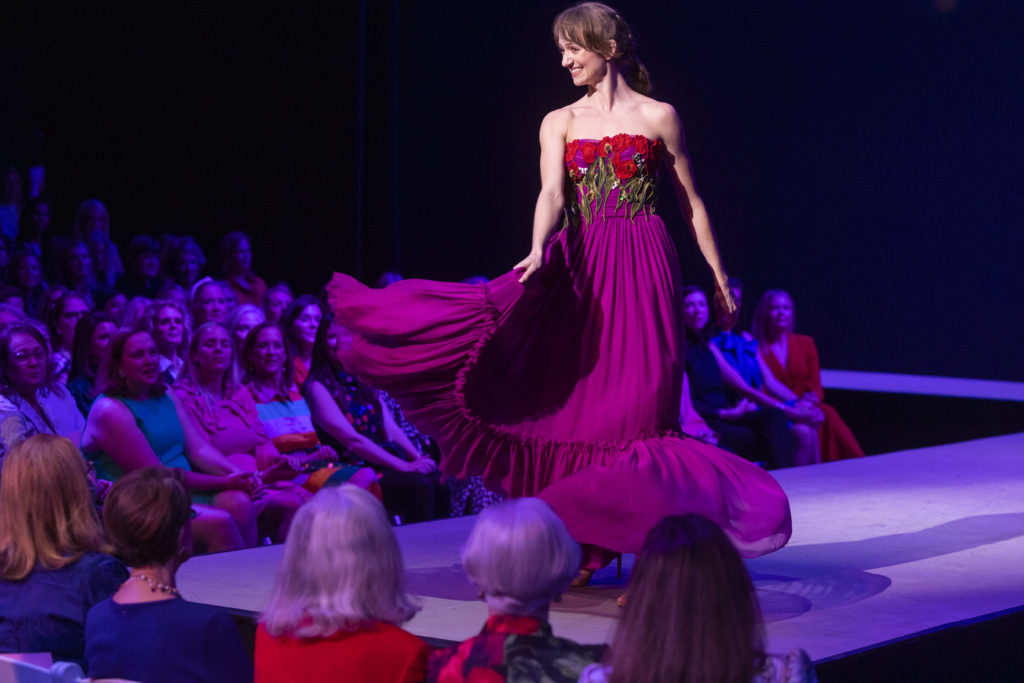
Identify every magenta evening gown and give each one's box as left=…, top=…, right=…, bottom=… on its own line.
left=327, top=134, right=791, bottom=558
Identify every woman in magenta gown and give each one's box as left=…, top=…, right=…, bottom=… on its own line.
left=327, top=2, right=791, bottom=572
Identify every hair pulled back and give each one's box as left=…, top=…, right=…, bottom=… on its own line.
left=553, top=2, right=651, bottom=95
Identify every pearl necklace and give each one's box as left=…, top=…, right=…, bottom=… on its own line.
left=126, top=573, right=180, bottom=597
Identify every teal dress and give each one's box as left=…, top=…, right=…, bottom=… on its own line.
left=85, top=393, right=216, bottom=504
left=87, top=393, right=190, bottom=481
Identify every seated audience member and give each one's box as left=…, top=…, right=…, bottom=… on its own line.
left=226, top=302, right=265, bottom=352
left=701, top=285, right=823, bottom=466
left=86, top=230, right=121, bottom=291
left=191, top=277, right=230, bottom=326
left=0, top=287, right=25, bottom=313
left=0, top=303, right=25, bottom=336
left=85, top=467, right=252, bottom=683
left=680, top=371, right=718, bottom=445
left=374, top=271, right=403, bottom=288
left=682, top=287, right=794, bottom=469
left=57, top=240, right=100, bottom=307
left=221, top=231, right=266, bottom=306
left=115, top=235, right=163, bottom=299
left=10, top=250, right=47, bottom=319
left=257, top=485, right=429, bottom=682
left=143, top=299, right=189, bottom=383
left=752, top=290, right=864, bottom=462
left=579, top=514, right=817, bottom=683
left=0, top=435, right=127, bottom=666
left=122, top=295, right=153, bottom=327
left=13, top=197, right=50, bottom=260
left=306, top=318, right=444, bottom=524
left=242, top=322, right=368, bottom=487
left=0, top=324, right=86, bottom=467
left=376, top=385, right=500, bottom=517
left=263, top=283, right=293, bottom=324
left=67, top=312, right=117, bottom=416
left=427, top=498, right=604, bottom=682
left=711, top=277, right=759, bottom=382
left=174, top=322, right=310, bottom=542
left=164, top=236, right=206, bottom=291
left=73, top=199, right=124, bottom=285
left=96, top=289, right=127, bottom=325
left=46, top=291, right=90, bottom=385
left=281, top=294, right=321, bottom=386
left=155, top=282, right=189, bottom=310
left=81, top=325, right=261, bottom=552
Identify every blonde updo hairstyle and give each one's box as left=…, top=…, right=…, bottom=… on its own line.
left=553, top=2, right=651, bottom=95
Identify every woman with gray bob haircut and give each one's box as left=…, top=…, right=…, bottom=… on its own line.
left=426, top=498, right=604, bottom=682
left=256, top=484, right=430, bottom=682
left=462, top=497, right=579, bottom=616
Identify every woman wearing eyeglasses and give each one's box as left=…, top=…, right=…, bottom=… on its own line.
left=0, top=323, right=86, bottom=472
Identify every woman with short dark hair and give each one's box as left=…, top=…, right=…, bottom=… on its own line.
left=85, top=467, right=252, bottom=683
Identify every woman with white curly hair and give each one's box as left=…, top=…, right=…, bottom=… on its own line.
left=256, top=484, right=430, bottom=682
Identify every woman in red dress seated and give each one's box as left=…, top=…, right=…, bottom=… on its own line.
left=256, top=485, right=430, bottom=683
left=752, top=290, right=864, bottom=462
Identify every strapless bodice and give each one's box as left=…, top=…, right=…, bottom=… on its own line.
left=563, top=134, right=663, bottom=226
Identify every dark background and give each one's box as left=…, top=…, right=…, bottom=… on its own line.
left=1, top=1, right=1021, bottom=380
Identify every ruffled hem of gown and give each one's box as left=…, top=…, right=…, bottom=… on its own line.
left=326, top=271, right=791, bottom=557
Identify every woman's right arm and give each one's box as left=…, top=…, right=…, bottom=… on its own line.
left=84, top=398, right=249, bottom=492
left=306, top=381, right=422, bottom=473
left=515, top=109, right=570, bottom=283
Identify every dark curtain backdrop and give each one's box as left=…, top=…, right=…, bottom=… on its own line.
left=1, top=1, right=1021, bottom=380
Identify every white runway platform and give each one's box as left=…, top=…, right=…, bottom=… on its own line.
left=179, top=431, right=1024, bottom=662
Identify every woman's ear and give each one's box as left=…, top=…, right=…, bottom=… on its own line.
left=606, top=39, right=618, bottom=59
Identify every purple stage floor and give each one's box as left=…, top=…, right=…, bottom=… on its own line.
left=179, top=432, right=1024, bottom=662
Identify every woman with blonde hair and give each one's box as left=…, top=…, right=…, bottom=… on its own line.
left=143, top=299, right=191, bottom=383
left=751, top=290, right=863, bottom=463
left=174, top=321, right=309, bottom=542
left=426, top=498, right=604, bottom=682
left=257, top=484, right=429, bottom=682
left=0, top=434, right=127, bottom=666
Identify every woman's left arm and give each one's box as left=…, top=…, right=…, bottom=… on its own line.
left=804, top=337, right=826, bottom=402
left=380, top=397, right=425, bottom=461
left=170, top=392, right=244, bottom=477
left=655, top=104, right=737, bottom=327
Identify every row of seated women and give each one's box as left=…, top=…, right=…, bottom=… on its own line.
left=681, top=281, right=863, bottom=468
left=0, top=435, right=816, bottom=682
left=0, top=295, right=494, bottom=552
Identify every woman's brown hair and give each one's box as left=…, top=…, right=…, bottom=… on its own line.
left=103, top=467, right=191, bottom=568
left=608, top=514, right=764, bottom=683
left=94, top=324, right=166, bottom=398
left=0, top=435, right=108, bottom=580
left=553, top=2, right=652, bottom=95
left=242, top=321, right=294, bottom=396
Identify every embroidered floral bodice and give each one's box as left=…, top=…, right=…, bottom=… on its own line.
left=563, top=134, right=663, bottom=228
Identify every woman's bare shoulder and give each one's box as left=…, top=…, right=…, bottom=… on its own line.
left=638, top=99, right=682, bottom=130
left=88, top=396, right=132, bottom=425
left=540, top=106, right=574, bottom=134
